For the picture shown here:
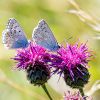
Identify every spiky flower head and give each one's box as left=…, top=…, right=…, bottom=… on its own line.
left=64, top=91, right=92, bottom=100
left=13, top=42, right=51, bottom=86
left=51, top=42, right=91, bottom=88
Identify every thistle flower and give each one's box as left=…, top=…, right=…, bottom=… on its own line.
left=13, top=42, right=51, bottom=86
left=51, top=42, right=91, bottom=89
left=64, top=91, right=92, bottom=100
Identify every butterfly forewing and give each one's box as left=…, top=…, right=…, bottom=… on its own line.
left=32, top=19, right=59, bottom=51
left=2, top=18, right=28, bottom=49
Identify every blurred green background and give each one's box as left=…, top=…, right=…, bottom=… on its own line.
left=0, top=0, right=100, bottom=100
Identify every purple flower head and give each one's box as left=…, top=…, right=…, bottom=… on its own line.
left=13, top=42, right=50, bottom=70
left=13, top=42, right=51, bottom=86
left=64, top=91, right=92, bottom=100
left=51, top=42, right=92, bottom=88
left=58, top=42, right=91, bottom=69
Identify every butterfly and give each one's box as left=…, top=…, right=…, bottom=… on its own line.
left=2, top=18, right=60, bottom=51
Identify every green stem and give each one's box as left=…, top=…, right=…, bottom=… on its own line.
left=42, top=84, right=53, bottom=100
left=79, top=88, right=86, bottom=100
left=79, top=88, right=84, bottom=96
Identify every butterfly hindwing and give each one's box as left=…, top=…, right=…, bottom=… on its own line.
left=32, top=19, right=59, bottom=51
left=2, top=18, right=28, bottom=49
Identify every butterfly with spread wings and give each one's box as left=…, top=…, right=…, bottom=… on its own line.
left=2, top=18, right=60, bottom=51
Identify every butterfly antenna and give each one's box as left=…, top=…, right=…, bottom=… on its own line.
left=61, top=36, right=73, bottom=46
left=67, top=36, right=73, bottom=41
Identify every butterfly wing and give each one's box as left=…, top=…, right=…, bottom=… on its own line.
left=2, top=18, right=28, bottom=49
left=32, top=19, right=60, bottom=51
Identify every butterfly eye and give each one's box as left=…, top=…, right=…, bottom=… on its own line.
left=58, top=45, right=60, bottom=48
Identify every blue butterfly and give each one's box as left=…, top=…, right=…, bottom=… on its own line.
left=2, top=18, right=60, bottom=51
